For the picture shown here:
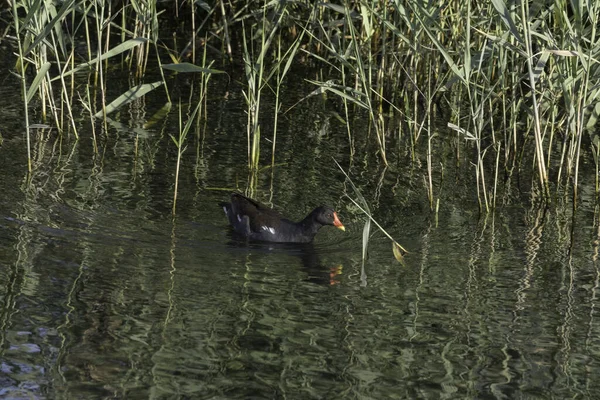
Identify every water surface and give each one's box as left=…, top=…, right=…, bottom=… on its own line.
left=1, top=72, right=600, bottom=399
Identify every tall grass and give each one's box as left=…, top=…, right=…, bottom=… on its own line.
left=299, top=0, right=600, bottom=208
left=7, top=0, right=600, bottom=208
left=11, top=0, right=32, bottom=171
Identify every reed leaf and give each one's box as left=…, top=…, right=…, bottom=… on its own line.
left=489, top=0, right=524, bottom=44
left=532, top=50, right=550, bottom=86
left=392, top=242, right=405, bottom=263
left=334, top=159, right=408, bottom=257
left=406, top=2, right=466, bottom=85
left=22, top=0, right=75, bottom=56
left=305, top=79, right=369, bottom=109
left=362, top=218, right=371, bottom=263
left=58, top=38, right=149, bottom=80
left=26, top=62, right=51, bottom=103
left=94, top=81, right=163, bottom=118
left=19, top=0, right=43, bottom=33
left=161, top=62, right=225, bottom=74
left=588, top=101, right=600, bottom=129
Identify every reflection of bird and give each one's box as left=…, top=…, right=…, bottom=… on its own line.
left=222, top=239, right=344, bottom=286
left=298, top=245, right=343, bottom=285
left=221, top=193, right=345, bottom=243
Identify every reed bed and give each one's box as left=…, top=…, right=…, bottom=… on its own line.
left=5, top=0, right=600, bottom=209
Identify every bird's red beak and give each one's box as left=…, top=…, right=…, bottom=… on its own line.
left=333, top=212, right=345, bottom=231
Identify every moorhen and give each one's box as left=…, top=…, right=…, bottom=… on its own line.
left=222, top=193, right=345, bottom=243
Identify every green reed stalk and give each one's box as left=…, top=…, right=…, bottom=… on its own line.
left=344, top=3, right=387, bottom=165
left=92, top=0, right=107, bottom=126
left=197, top=41, right=211, bottom=121
left=425, top=62, right=434, bottom=210
left=241, top=1, right=288, bottom=171
left=85, top=85, right=98, bottom=153
left=25, top=0, right=75, bottom=131
left=219, top=0, right=233, bottom=63
left=11, top=0, right=32, bottom=171
left=271, top=38, right=282, bottom=169
left=268, top=18, right=308, bottom=167
left=171, top=100, right=201, bottom=214
left=299, top=17, right=356, bottom=153
left=573, top=8, right=598, bottom=206
left=595, top=139, right=600, bottom=198
left=241, top=22, right=261, bottom=171
left=58, top=53, right=78, bottom=138
left=520, top=1, right=549, bottom=196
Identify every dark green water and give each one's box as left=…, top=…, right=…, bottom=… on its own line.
left=2, top=72, right=600, bottom=399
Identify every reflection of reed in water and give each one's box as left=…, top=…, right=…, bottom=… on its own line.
left=518, top=203, right=547, bottom=311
